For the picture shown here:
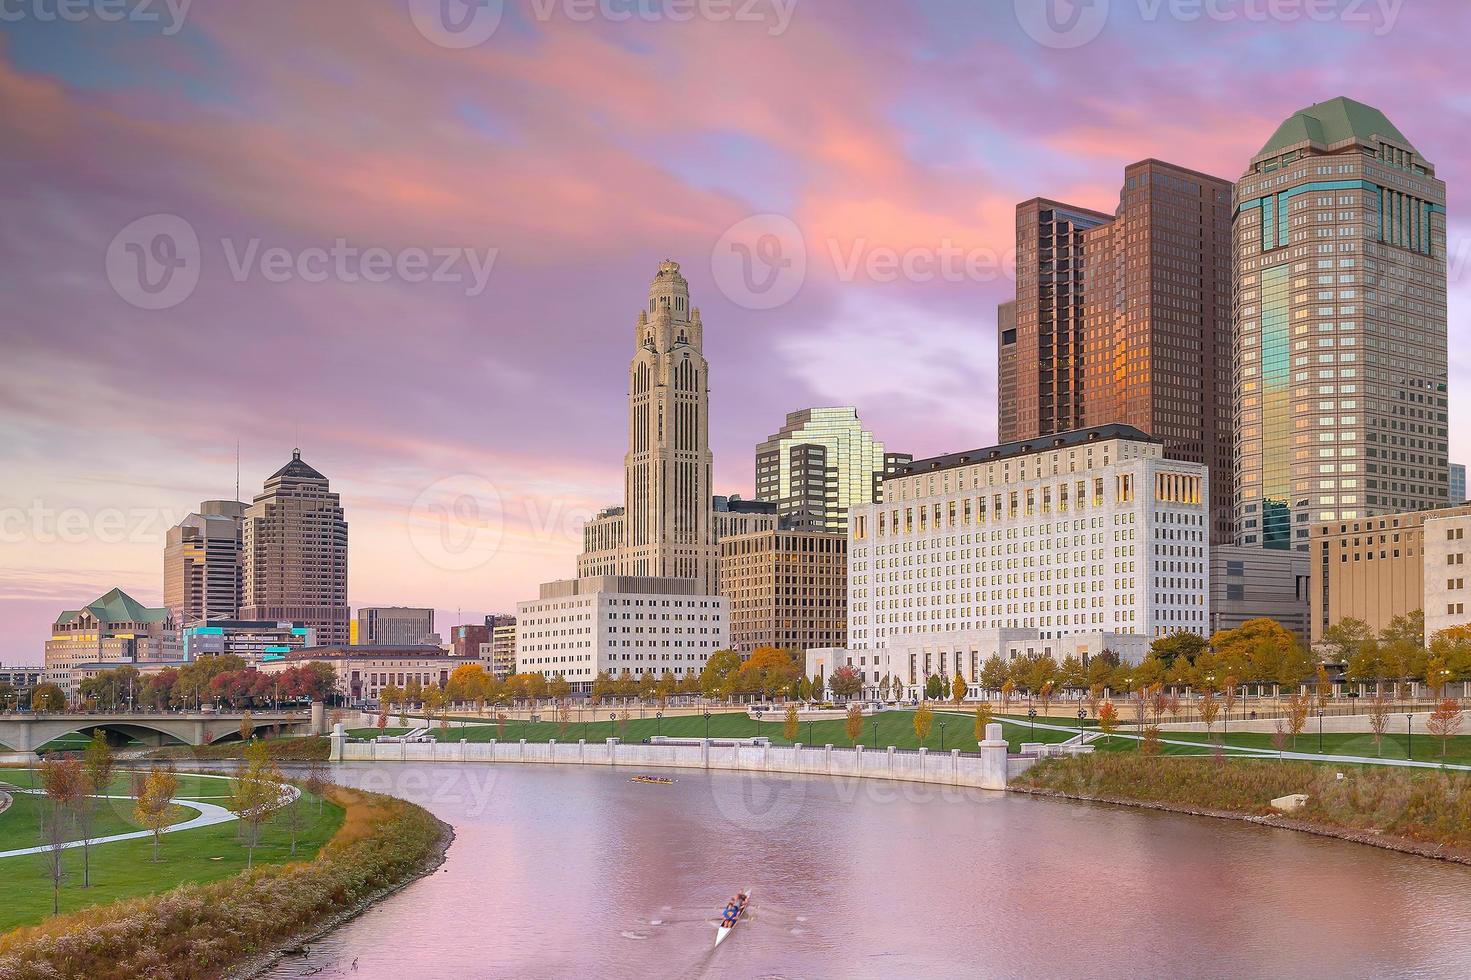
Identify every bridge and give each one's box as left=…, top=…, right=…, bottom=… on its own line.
left=0, top=705, right=324, bottom=754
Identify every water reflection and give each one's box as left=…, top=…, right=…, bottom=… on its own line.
left=259, top=763, right=1471, bottom=980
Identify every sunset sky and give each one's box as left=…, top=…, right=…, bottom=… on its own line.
left=2, top=0, right=1468, bottom=663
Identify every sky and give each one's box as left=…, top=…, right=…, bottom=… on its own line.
left=2, top=0, right=1469, bottom=663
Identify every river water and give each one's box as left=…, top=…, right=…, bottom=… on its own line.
left=260, top=762, right=1471, bottom=979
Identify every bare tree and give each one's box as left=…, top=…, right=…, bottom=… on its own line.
left=40, top=755, right=84, bottom=915
left=79, top=731, right=116, bottom=888
left=1367, top=694, right=1391, bottom=757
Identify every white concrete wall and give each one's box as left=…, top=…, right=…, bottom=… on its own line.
left=334, top=732, right=1022, bottom=790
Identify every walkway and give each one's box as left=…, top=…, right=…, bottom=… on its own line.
left=979, top=714, right=1471, bottom=773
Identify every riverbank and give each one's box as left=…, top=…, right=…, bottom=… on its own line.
left=0, top=782, right=451, bottom=979
left=1011, top=755, right=1471, bottom=866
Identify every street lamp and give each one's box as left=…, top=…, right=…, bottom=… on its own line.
left=704, top=710, right=712, bottom=740
left=871, top=716, right=877, bottom=749
left=1318, top=709, right=1325, bottom=754
left=1407, top=714, right=1414, bottom=760
left=1028, top=707, right=1037, bottom=740
left=655, top=711, right=663, bottom=737
left=807, top=720, right=814, bottom=746
left=939, top=721, right=946, bottom=752
left=1077, top=707, right=1087, bottom=745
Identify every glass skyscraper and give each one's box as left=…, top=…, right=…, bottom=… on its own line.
left=754, top=407, right=909, bottom=534
left=1233, top=98, right=1448, bottom=550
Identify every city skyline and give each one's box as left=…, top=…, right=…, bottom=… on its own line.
left=5, top=2, right=1471, bottom=663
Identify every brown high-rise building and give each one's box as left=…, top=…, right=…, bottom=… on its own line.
left=1000, top=198, right=1111, bottom=443
left=163, top=499, right=246, bottom=628
left=1081, top=160, right=1234, bottom=543
left=240, top=450, right=350, bottom=646
left=998, top=164, right=1234, bottom=543
left=718, top=530, right=846, bottom=653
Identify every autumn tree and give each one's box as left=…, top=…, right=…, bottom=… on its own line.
left=1367, top=693, right=1391, bottom=757
left=845, top=704, right=863, bottom=746
left=1284, top=692, right=1310, bottom=749
left=878, top=675, right=891, bottom=702
left=40, top=755, right=83, bottom=914
left=135, top=767, right=179, bottom=862
left=783, top=703, right=799, bottom=742
left=1319, top=617, right=1373, bottom=667
left=829, top=665, right=863, bottom=701
left=1199, top=689, right=1220, bottom=742
left=1149, top=632, right=1208, bottom=669
left=1314, top=665, right=1333, bottom=710
left=303, top=760, right=330, bottom=817
left=1097, top=701, right=1119, bottom=747
left=79, top=731, right=116, bottom=888
left=973, top=703, right=994, bottom=744
left=951, top=671, right=967, bottom=707
left=980, top=654, right=1008, bottom=695
left=230, top=740, right=282, bottom=870
left=1141, top=726, right=1162, bottom=756
left=913, top=703, right=934, bottom=746
left=699, top=650, right=742, bottom=700
left=1426, top=698, right=1464, bottom=757
left=31, top=683, right=65, bottom=712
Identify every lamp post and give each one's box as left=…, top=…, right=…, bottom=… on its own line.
left=808, top=720, right=814, bottom=746
left=704, top=710, right=712, bottom=740
left=871, top=716, right=878, bottom=749
left=655, top=711, right=663, bottom=737
left=1028, top=707, right=1037, bottom=741
left=1407, top=714, right=1414, bottom=760
left=939, top=721, right=946, bottom=752
left=1318, top=709, right=1325, bottom=754
left=1077, top=707, right=1087, bottom=745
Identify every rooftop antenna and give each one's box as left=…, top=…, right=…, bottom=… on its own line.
left=235, top=441, right=240, bottom=502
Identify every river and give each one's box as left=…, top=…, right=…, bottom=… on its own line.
left=260, top=762, right=1471, bottom=979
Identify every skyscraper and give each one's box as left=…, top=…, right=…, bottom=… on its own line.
left=1081, top=160, right=1234, bottom=543
left=1449, top=463, right=1465, bottom=504
left=999, top=198, right=1111, bottom=443
left=1233, top=98, right=1448, bottom=551
left=163, top=499, right=246, bottom=628
left=240, top=450, right=350, bottom=645
left=357, top=606, right=435, bottom=645
left=576, top=260, right=718, bottom=592
left=754, top=407, right=910, bottom=534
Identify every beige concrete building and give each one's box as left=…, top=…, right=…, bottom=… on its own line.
left=577, top=261, right=718, bottom=592
left=1308, top=503, right=1471, bottom=643
left=357, top=606, right=435, bottom=646
left=258, top=645, right=468, bottom=704
left=719, top=530, right=846, bottom=654
left=241, top=450, right=350, bottom=645
left=1234, top=98, right=1448, bottom=553
left=163, top=500, right=246, bottom=628
left=45, top=588, right=181, bottom=697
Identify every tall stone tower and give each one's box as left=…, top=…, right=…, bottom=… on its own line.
left=623, top=260, right=717, bottom=590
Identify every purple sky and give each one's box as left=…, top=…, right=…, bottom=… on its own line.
left=2, top=0, right=1468, bottom=663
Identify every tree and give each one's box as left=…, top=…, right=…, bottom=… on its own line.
left=1149, top=632, right=1208, bottom=669
left=376, top=706, right=389, bottom=732
left=951, top=670, right=967, bottom=707
left=845, top=704, right=863, bottom=746
left=1381, top=610, right=1425, bottom=647
left=1059, top=655, right=1086, bottom=692
left=1220, top=676, right=1239, bottom=727
left=303, top=760, right=330, bottom=817
left=1199, top=689, right=1220, bottom=742
left=1141, top=726, right=1162, bottom=756
left=1320, top=618, right=1373, bottom=666
left=1424, top=656, right=1453, bottom=699
left=1347, top=640, right=1390, bottom=696
left=1426, top=698, right=1464, bottom=757
left=829, top=665, right=863, bottom=701
left=736, top=647, right=798, bottom=700
left=448, top=663, right=490, bottom=705
left=1314, top=665, right=1333, bottom=710
left=1367, top=693, right=1391, bottom=757
left=783, top=703, right=799, bottom=742
left=700, top=650, right=742, bottom=700
left=79, top=731, right=116, bottom=888
left=1097, top=701, right=1119, bottom=747
left=134, top=767, right=179, bottom=863
left=40, top=755, right=83, bottom=914
left=811, top=673, right=826, bottom=701
left=230, top=740, right=282, bottom=870
left=980, top=654, right=1008, bottom=694
left=590, top=671, right=613, bottom=705
left=924, top=674, right=942, bottom=700
left=913, top=703, right=934, bottom=745
left=1000, top=680, right=1015, bottom=711
left=877, top=675, right=891, bottom=702
left=31, top=683, right=65, bottom=712
left=239, top=710, right=255, bottom=745
left=550, top=672, right=572, bottom=701
left=973, top=703, right=994, bottom=744
left=1284, top=692, right=1310, bottom=749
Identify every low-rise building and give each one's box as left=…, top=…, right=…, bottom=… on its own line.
left=0, top=666, right=43, bottom=707
left=484, top=614, right=517, bottom=677
left=1308, top=504, right=1471, bottom=643
left=182, top=619, right=316, bottom=664
left=45, top=588, right=181, bottom=697
left=719, top=530, right=846, bottom=653
left=449, top=623, right=489, bottom=658
left=256, top=644, right=470, bottom=704
left=357, top=606, right=436, bottom=646
left=1209, top=545, right=1310, bottom=639
left=807, top=629, right=1149, bottom=699
left=515, top=576, right=728, bottom=693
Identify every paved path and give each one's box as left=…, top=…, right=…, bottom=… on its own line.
left=977, top=713, right=1471, bottom=773
left=0, top=772, right=299, bottom=861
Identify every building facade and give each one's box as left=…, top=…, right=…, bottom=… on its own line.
left=258, top=646, right=467, bottom=704
left=1233, top=97, right=1448, bottom=552
left=1451, top=464, right=1466, bottom=504
left=849, top=425, right=1210, bottom=654
left=357, top=606, right=435, bottom=646
left=712, top=495, right=779, bottom=539
left=576, top=261, right=718, bottom=592
left=163, top=500, right=246, bottom=628
left=1000, top=198, right=1112, bottom=443
left=485, top=614, right=518, bottom=678
left=1209, top=545, right=1310, bottom=638
left=719, top=530, right=846, bottom=653
left=44, top=588, right=181, bottom=697
left=182, top=619, right=315, bottom=664
left=515, top=576, right=728, bottom=692
left=240, top=450, right=350, bottom=645
left=754, top=407, right=910, bottom=534
left=449, top=623, right=489, bottom=658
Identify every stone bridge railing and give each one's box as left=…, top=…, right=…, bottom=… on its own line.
left=331, top=723, right=1034, bottom=790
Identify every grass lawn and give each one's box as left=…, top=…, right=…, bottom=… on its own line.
left=353, top=708, right=1084, bottom=753
left=0, top=769, right=344, bottom=934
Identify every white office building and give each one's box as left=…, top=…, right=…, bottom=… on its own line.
left=516, top=575, right=728, bottom=692
left=844, top=425, right=1209, bottom=691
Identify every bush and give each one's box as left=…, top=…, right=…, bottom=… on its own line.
left=0, top=784, right=445, bottom=978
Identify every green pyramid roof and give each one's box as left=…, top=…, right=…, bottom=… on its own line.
left=56, top=587, right=168, bottom=627
left=1258, top=97, right=1414, bottom=158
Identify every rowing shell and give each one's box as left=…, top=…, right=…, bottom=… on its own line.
left=714, top=887, right=753, bottom=948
